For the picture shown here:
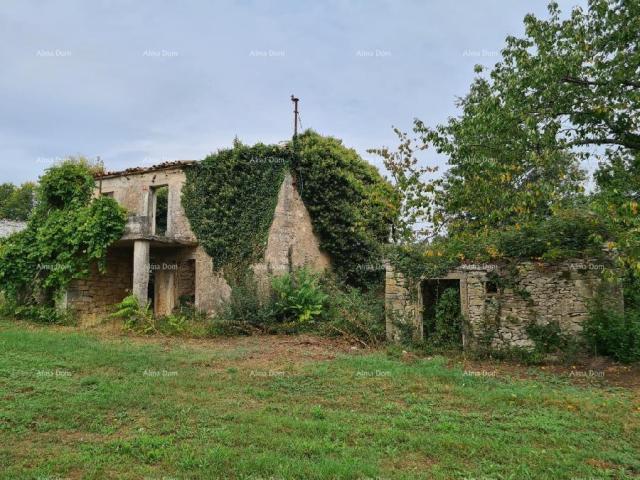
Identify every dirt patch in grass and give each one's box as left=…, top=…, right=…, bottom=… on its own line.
left=97, top=329, right=360, bottom=369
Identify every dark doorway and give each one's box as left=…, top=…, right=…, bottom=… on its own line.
left=421, top=279, right=463, bottom=348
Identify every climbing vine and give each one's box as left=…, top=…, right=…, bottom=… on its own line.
left=183, top=132, right=401, bottom=286
left=0, top=159, right=126, bottom=309
left=293, top=130, right=401, bottom=285
left=182, top=140, right=291, bottom=280
left=387, top=208, right=613, bottom=284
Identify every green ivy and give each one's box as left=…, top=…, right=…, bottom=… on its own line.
left=0, top=160, right=126, bottom=308
left=388, top=208, right=613, bottom=284
left=293, top=130, right=401, bottom=285
left=183, top=132, right=401, bottom=286
left=182, top=141, right=290, bottom=280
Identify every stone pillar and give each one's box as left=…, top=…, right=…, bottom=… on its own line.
left=154, top=269, right=176, bottom=316
left=132, top=240, right=150, bottom=306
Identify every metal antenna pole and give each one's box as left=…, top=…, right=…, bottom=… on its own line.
left=291, top=94, right=299, bottom=138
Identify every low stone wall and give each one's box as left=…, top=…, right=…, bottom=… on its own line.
left=65, top=249, right=133, bottom=325
left=386, top=258, right=623, bottom=349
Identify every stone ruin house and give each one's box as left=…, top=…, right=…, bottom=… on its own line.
left=61, top=161, right=330, bottom=325
left=385, top=259, right=623, bottom=349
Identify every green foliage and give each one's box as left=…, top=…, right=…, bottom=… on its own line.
left=592, top=151, right=640, bottom=272
left=212, top=273, right=269, bottom=335
left=373, top=0, right=638, bottom=242
left=426, top=288, right=464, bottom=349
left=154, top=186, right=168, bottom=236
left=319, top=279, right=386, bottom=347
left=294, top=131, right=401, bottom=285
left=387, top=209, right=612, bottom=285
left=183, top=133, right=400, bottom=287
left=0, top=298, right=76, bottom=325
left=583, top=278, right=640, bottom=363
left=0, top=182, right=36, bottom=220
left=182, top=142, right=290, bottom=277
left=270, top=268, right=327, bottom=328
left=0, top=159, right=126, bottom=309
left=110, top=295, right=156, bottom=334
left=36, top=158, right=97, bottom=211
left=525, top=321, right=571, bottom=355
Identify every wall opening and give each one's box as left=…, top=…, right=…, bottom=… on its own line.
left=151, top=186, right=169, bottom=236
left=421, top=279, right=463, bottom=347
left=485, top=280, right=498, bottom=294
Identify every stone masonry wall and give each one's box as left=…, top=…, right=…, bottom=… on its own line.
left=65, top=248, right=133, bottom=326
left=386, top=258, right=623, bottom=349
left=97, top=167, right=196, bottom=242
left=385, top=262, right=422, bottom=342
left=252, top=172, right=331, bottom=294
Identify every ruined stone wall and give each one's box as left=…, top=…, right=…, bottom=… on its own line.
left=71, top=168, right=331, bottom=320
left=385, top=262, right=422, bottom=342
left=251, top=172, right=331, bottom=294
left=96, top=168, right=196, bottom=242
left=65, top=248, right=133, bottom=326
left=386, top=258, right=623, bottom=349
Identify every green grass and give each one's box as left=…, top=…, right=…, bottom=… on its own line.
left=0, top=320, right=638, bottom=479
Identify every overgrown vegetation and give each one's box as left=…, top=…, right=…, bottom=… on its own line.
left=111, top=268, right=387, bottom=347
left=0, top=158, right=126, bottom=321
left=373, top=0, right=639, bottom=362
left=179, top=131, right=398, bottom=344
left=183, top=132, right=400, bottom=287
left=294, top=131, right=400, bottom=285
left=583, top=275, right=640, bottom=363
left=0, top=182, right=36, bottom=220
left=270, top=268, right=327, bottom=329
left=182, top=140, right=290, bottom=279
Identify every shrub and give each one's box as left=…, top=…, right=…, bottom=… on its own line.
left=319, top=280, right=386, bottom=347
left=525, top=320, right=570, bottom=354
left=583, top=305, right=640, bottom=363
left=0, top=298, right=76, bottom=325
left=270, top=268, right=327, bottom=331
left=428, top=288, right=464, bottom=348
left=212, top=274, right=269, bottom=335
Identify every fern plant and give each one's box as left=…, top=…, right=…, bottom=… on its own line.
left=111, top=295, right=155, bottom=334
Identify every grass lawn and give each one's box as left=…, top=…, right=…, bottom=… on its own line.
left=1, top=319, right=639, bottom=480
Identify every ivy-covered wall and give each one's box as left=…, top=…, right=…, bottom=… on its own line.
left=183, top=132, right=400, bottom=286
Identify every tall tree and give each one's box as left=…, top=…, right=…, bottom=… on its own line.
left=374, top=0, right=638, bottom=242
left=0, top=182, right=36, bottom=221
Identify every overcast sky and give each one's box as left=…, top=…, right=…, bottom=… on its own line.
left=0, top=0, right=587, bottom=184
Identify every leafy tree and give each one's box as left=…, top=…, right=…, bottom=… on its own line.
left=0, top=159, right=126, bottom=308
left=374, top=0, right=638, bottom=243
left=0, top=183, right=15, bottom=208
left=0, top=182, right=36, bottom=221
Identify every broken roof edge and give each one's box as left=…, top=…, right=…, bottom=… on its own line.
left=95, top=160, right=198, bottom=179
